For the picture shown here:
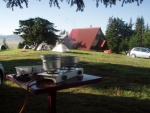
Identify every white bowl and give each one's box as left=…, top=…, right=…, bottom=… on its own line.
left=15, top=66, right=33, bottom=76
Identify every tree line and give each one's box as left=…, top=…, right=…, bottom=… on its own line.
left=105, top=16, right=150, bottom=53
left=15, top=16, right=149, bottom=53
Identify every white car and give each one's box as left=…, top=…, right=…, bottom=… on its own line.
left=129, top=47, right=150, bottom=58
left=0, top=63, right=4, bottom=85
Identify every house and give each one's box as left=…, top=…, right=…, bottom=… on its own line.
left=64, top=27, right=108, bottom=51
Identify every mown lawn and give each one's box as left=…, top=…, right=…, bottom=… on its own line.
left=0, top=49, right=150, bottom=113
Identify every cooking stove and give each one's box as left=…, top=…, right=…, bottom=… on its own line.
left=36, top=67, right=84, bottom=83
left=15, top=54, right=83, bottom=84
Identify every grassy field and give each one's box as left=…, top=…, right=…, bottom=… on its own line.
left=0, top=49, right=150, bottom=113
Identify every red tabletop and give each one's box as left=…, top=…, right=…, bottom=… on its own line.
left=6, top=74, right=102, bottom=94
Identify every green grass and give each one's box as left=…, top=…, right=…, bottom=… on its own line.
left=0, top=49, right=150, bottom=113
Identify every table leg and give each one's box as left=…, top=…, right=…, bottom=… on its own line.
left=48, top=91, right=57, bottom=113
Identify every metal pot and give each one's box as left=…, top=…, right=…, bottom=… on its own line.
left=61, top=56, right=79, bottom=68
left=41, top=54, right=61, bottom=72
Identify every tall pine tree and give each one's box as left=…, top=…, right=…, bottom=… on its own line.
left=105, top=17, right=133, bottom=53
left=14, top=17, right=60, bottom=45
left=135, top=16, right=145, bottom=46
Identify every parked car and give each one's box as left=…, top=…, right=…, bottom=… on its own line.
left=0, top=63, right=4, bottom=85
left=129, top=47, right=150, bottom=58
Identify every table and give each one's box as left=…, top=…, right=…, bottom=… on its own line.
left=6, top=74, right=102, bottom=113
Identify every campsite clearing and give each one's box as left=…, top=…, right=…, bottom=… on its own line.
left=0, top=49, right=150, bottom=113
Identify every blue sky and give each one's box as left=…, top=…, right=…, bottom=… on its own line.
left=0, top=0, right=149, bottom=35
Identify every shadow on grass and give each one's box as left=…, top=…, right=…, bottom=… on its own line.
left=0, top=82, right=48, bottom=113
left=1, top=58, right=150, bottom=88
left=67, top=51, right=91, bottom=55
left=0, top=84, right=150, bottom=113
left=57, top=92, right=150, bottom=113
left=1, top=58, right=150, bottom=90
left=0, top=59, right=150, bottom=113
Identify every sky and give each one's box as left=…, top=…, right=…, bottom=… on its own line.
left=0, top=0, right=149, bottom=35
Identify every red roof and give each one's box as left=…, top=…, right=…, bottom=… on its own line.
left=68, top=27, right=103, bottom=50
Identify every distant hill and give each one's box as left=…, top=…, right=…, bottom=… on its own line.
left=0, top=35, right=23, bottom=49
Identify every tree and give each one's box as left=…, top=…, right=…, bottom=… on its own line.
left=59, top=30, right=68, bottom=36
left=2, top=38, right=9, bottom=49
left=3, top=0, right=144, bottom=11
left=105, top=17, right=133, bottom=53
left=143, top=29, right=150, bottom=47
left=105, top=17, right=120, bottom=53
left=18, top=41, right=25, bottom=49
left=129, top=16, right=145, bottom=47
left=129, top=34, right=139, bottom=48
left=14, top=17, right=60, bottom=45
